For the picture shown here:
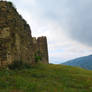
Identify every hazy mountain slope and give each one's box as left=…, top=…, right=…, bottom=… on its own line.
left=62, top=55, right=92, bottom=70
left=1, top=63, right=92, bottom=92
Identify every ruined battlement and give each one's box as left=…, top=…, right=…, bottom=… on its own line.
left=32, top=36, right=48, bottom=64
left=0, top=1, right=48, bottom=67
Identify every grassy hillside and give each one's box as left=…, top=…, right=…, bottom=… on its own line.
left=0, top=64, right=92, bottom=92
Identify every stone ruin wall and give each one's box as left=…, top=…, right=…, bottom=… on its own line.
left=32, top=37, right=49, bottom=64
left=0, top=1, right=49, bottom=67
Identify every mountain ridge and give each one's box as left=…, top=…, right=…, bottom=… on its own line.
left=62, top=54, right=92, bottom=70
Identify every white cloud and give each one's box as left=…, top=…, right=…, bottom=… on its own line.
left=7, top=0, right=92, bottom=64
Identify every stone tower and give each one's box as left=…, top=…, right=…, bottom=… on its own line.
left=32, top=37, right=49, bottom=64
left=37, top=37, right=48, bottom=63
left=0, top=1, right=49, bottom=67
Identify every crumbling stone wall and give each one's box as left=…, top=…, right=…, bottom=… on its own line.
left=0, top=1, right=48, bottom=67
left=37, top=37, right=48, bottom=64
left=32, top=37, right=48, bottom=64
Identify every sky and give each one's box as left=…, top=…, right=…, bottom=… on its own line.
left=7, top=0, right=92, bottom=64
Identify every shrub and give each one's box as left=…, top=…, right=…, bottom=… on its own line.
left=35, top=55, right=41, bottom=63
left=35, top=51, right=42, bottom=63
left=8, top=60, right=31, bottom=70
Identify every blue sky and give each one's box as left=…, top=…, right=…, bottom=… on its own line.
left=8, top=0, right=92, bottom=64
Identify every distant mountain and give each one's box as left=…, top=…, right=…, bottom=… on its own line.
left=62, top=55, right=92, bottom=70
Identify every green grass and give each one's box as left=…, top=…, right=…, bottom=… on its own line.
left=0, top=63, right=92, bottom=92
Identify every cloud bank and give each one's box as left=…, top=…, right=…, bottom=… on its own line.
left=8, top=0, right=92, bottom=63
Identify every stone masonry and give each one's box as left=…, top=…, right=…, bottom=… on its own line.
left=0, top=1, right=49, bottom=67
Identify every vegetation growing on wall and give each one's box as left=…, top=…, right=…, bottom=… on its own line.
left=35, top=50, right=42, bottom=63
